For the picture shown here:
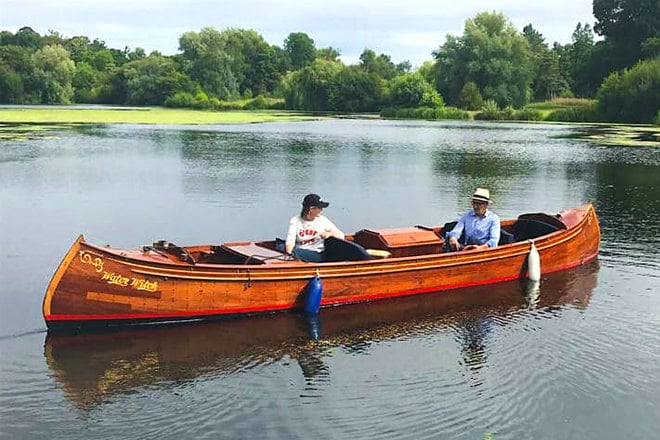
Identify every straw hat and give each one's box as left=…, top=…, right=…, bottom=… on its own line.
left=471, top=188, right=490, bottom=203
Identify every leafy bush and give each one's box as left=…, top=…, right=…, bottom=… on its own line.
left=379, top=106, right=469, bottom=120
left=544, top=105, right=599, bottom=122
left=164, top=92, right=196, bottom=108
left=473, top=101, right=544, bottom=121
left=388, top=73, right=443, bottom=108
left=596, top=58, right=660, bottom=124
left=244, top=95, right=268, bottom=110
left=268, top=100, right=286, bottom=110
left=213, top=100, right=244, bottom=110
left=475, top=100, right=500, bottom=120
left=525, top=97, right=595, bottom=111
left=513, top=108, right=542, bottom=121
left=439, top=106, right=471, bottom=120
left=500, top=106, right=516, bottom=120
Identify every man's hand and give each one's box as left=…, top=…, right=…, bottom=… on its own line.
left=448, top=236, right=460, bottom=251
left=464, top=244, right=487, bottom=251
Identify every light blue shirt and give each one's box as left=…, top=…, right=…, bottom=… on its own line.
left=447, top=209, right=501, bottom=248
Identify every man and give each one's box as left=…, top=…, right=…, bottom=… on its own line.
left=447, top=188, right=500, bottom=251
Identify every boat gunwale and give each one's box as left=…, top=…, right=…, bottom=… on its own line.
left=76, top=204, right=596, bottom=282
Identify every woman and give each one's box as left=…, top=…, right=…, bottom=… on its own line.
left=284, top=193, right=344, bottom=262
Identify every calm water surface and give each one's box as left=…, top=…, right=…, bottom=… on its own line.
left=0, top=119, right=659, bottom=439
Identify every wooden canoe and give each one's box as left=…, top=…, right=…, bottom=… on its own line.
left=43, top=203, right=600, bottom=331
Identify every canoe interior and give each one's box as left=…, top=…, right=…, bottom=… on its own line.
left=147, top=212, right=570, bottom=266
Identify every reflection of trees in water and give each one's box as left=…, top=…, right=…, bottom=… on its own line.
left=593, top=160, right=659, bottom=270
left=177, top=130, right=346, bottom=193
left=595, top=162, right=660, bottom=246
left=430, top=149, right=535, bottom=204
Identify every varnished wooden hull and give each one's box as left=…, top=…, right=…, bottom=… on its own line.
left=43, top=204, right=600, bottom=331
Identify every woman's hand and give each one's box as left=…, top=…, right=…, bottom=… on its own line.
left=320, top=229, right=339, bottom=239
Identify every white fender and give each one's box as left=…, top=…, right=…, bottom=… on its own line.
left=527, top=240, right=541, bottom=281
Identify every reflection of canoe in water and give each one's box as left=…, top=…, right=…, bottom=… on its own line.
left=43, top=204, right=600, bottom=331
left=44, top=262, right=598, bottom=410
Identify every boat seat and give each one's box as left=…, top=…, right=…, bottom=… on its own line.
left=499, top=229, right=515, bottom=245
left=324, top=237, right=374, bottom=262
left=512, top=219, right=561, bottom=241
left=218, top=243, right=290, bottom=264
left=518, top=213, right=566, bottom=230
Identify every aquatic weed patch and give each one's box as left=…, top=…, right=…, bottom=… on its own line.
left=0, top=108, right=321, bottom=125
left=0, top=123, right=82, bottom=141
left=559, top=125, right=660, bottom=147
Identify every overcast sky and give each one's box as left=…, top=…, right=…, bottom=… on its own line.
left=2, top=0, right=596, bottom=67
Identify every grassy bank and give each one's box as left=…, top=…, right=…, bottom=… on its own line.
left=0, top=107, right=322, bottom=124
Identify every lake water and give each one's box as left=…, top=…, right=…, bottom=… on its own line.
left=0, top=119, right=659, bottom=439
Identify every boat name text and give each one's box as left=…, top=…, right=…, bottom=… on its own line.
left=101, top=271, right=158, bottom=292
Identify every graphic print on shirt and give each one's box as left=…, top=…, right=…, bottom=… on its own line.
left=298, top=228, right=320, bottom=246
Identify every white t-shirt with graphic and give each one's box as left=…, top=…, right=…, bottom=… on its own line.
left=285, top=215, right=344, bottom=253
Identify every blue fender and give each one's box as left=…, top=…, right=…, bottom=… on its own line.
left=304, top=276, right=323, bottom=314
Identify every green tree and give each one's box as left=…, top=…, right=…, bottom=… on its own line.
left=128, top=47, right=146, bottom=61
left=433, top=12, right=534, bottom=108
left=91, top=49, right=116, bottom=72
left=179, top=28, right=238, bottom=99
left=118, top=54, right=196, bottom=105
left=568, top=23, right=597, bottom=97
left=72, top=62, right=99, bottom=103
left=284, top=32, right=316, bottom=70
left=328, top=65, right=383, bottom=112
left=220, top=29, right=283, bottom=96
left=0, top=31, right=14, bottom=46
left=0, top=45, right=35, bottom=103
left=457, top=81, right=484, bottom=110
left=281, top=58, right=343, bottom=110
left=64, top=36, right=92, bottom=64
left=13, top=26, right=42, bottom=49
left=596, top=58, right=660, bottom=123
left=641, top=37, right=660, bottom=59
left=593, top=0, right=660, bottom=70
left=32, top=44, right=75, bottom=103
left=359, top=49, right=397, bottom=79
left=395, top=60, right=412, bottom=75
left=524, top=24, right=570, bottom=100
left=0, top=65, right=24, bottom=103
left=417, top=61, right=436, bottom=84
left=316, top=46, right=341, bottom=62
left=42, top=30, right=66, bottom=47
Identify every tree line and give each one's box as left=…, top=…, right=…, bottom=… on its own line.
left=1, top=0, right=658, bottom=123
